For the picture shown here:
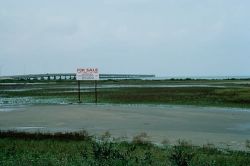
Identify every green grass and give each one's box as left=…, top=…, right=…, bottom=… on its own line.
left=0, top=131, right=250, bottom=166
left=97, top=87, right=250, bottom=108
left=1, top=79, right=250, bottom=108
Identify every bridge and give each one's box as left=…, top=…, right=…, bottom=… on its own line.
left=1, top=73, right=155, bottom=80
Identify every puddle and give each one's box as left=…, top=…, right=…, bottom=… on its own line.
left=15, top=127, right=46, bottom=130
left=0, top=97, right=72, bottom=105
left=228, top=123, right=250, bottom=132
left=2, top=88, right=43, bottom=92
left=0, top=108, right=19, bottom=112
left=0, top=105, right=26, bottom=112
left=235, top=123, right=250, bottom=131
left=0, top=83, right=47, bottom=85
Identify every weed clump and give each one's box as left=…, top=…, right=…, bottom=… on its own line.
left=246, top=140, right=250, bottom=149
left=169, top=140, right=194, bottom=166
left=0, top=130, right=90, bottom=141
left=1, top=131, right=250, bottom=165
left=161, top=138, right=171, bottom=146
left=132, top=132, right=151, bottom=145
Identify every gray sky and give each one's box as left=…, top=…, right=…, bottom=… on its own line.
left=0, top=0, right=250, bottom=76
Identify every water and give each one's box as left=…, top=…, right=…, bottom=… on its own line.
left=145, top=76, right=250, bottom=80
left=0, top=97, right=71, bottom=106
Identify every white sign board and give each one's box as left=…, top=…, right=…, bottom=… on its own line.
left=76, top=68, right=99, bottom=80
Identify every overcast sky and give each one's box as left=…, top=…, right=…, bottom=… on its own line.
left=0, top=0, right=250, bottom=76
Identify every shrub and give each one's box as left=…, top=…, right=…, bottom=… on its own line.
left=92, top=142, right=125, bottom=161
left=161, top=138, right=171, bottom=147
left=246, top=140, right=250, bottom=149
left=132, top=132, right=151, bottom=145
left=100, top=131, right=112, bottom=142
left=169, top=140, right=194, bottom=166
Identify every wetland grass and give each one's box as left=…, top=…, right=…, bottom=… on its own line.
left=0, top=131, right=250, bottom=165
left=1, top=79, right=250, bottom=108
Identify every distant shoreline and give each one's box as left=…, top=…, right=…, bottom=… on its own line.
left=147, top=76, right=250, bottom=80
left=1, top=75, right=250, bottom=81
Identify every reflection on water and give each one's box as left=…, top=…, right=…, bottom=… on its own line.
left=0, top=105, right=26, bottom=112
left=15, top=127, right=46, bottom=130
left=228, top=123, right=250, bottom=132
left=0, top=97, right=70, bottom=106
left=236, top=123, right=250, bottom=131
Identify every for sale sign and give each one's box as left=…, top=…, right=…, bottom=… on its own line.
left=76, top=68, right=99, bottom=80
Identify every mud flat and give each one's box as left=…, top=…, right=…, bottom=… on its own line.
left=0, top=104, right=250, bottom=150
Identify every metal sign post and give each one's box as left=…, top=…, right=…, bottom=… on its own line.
left=95, top=80, right=98, bottom=104
left=76, top=68, right=99, bottom=103
left=77, top=80, right=81, bottom=103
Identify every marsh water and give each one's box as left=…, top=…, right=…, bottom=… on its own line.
left=1, top=103, right=250, bottom=151
left=1, top=80, right=250, bottom=150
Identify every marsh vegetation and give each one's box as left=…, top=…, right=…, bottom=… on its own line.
left=1, top=131, right=250, bottom=166
left=1, top=79, right=250, bottom=108
left=1, top=79, right=250, bottom=165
